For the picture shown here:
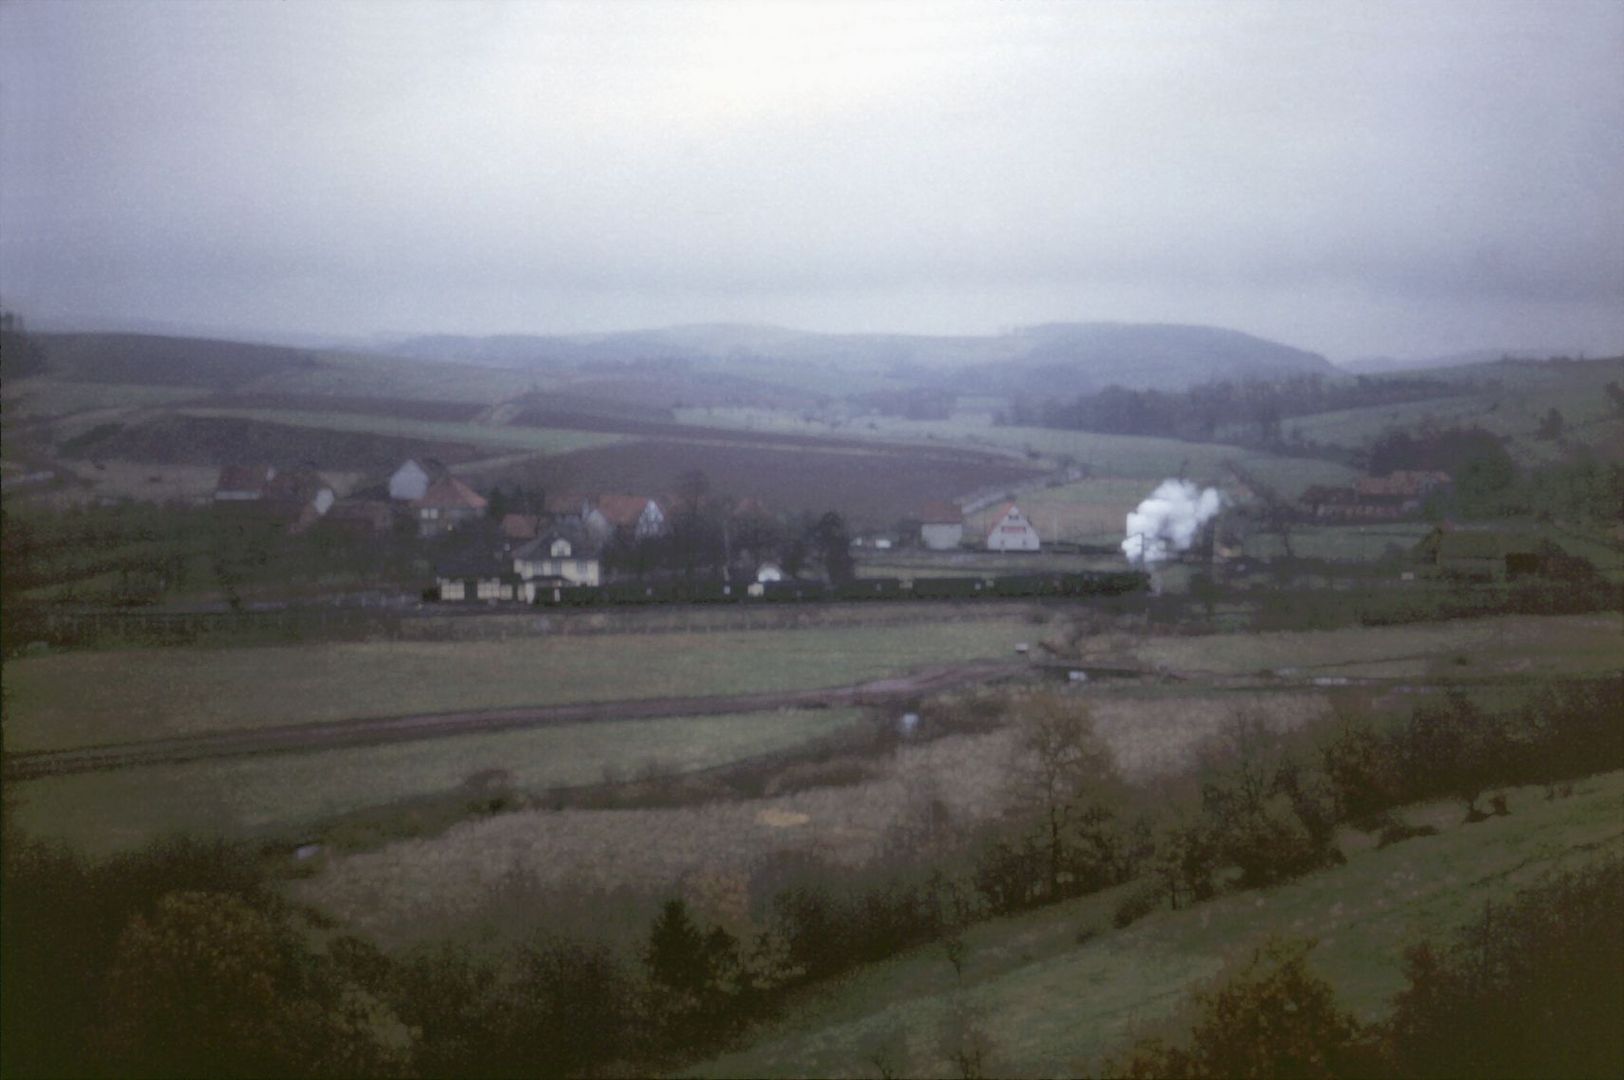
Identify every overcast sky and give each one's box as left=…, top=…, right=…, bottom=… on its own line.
left=2, top=0, right=1621, bottom=360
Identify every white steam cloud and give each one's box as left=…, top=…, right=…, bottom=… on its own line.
left=1121, top=480, right=1224, bottom=564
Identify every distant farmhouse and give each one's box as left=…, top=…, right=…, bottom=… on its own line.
left=595, top=494, right=667, bottom=542
left=1302, top=471, right=1452, bottom=522
left=918, top=500, right=965, bottom=550
left=413, top=476, right=487, bottom=537
left=985, top=502, right=1041, bottom=552
left=213, top=464, right=335, bottom=529
left=513, top=527, right=602, bottom=600
left=388, top=458, right=448, bottom=502
left=434, top=550, right=516, bottom=602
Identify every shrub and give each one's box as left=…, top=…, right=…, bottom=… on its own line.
left=1385, top=857, right=1624, bottom=1079
left=1105, top=939, right=1363, bottom=1079
left=1113, top=884, right=1165, bottom=929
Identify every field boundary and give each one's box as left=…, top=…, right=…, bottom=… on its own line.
left=2, top=659, right=1029, bottom=780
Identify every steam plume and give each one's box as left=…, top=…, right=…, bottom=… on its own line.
left=1121, top=479, right=1224, bottom=564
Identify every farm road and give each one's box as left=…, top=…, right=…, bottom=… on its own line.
left=3, top=659, right=1027, bottom=781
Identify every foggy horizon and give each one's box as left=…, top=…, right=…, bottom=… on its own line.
left=4, top=0, right=1623, bottom=363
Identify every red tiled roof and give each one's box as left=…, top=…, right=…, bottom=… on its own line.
left=918, top=500, right=962, bottom=525
left=414, top=476, right=488, bottom=511
left=596, top=494, right=657, bottom=527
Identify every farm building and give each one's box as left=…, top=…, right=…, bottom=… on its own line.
left=413, top=477, right=488, bottom=537
left=217, top=464, right=334, bottom=527
left=1303, top=470, right=1452, bottom=522
left=918, top=500, right=965, bottom=550
left=388, top=458, right=449, bottom=502
left=434, top=552, right=518, bottom=602
left=595, top=495, right=667, bottom=542
left=985, top=502, right=1041, bottom=552
left=324, top=498, right=395, bottom=536
left=513, top=529, right=601, bottom=591
left=1413, top=525, right=1562, bottom=580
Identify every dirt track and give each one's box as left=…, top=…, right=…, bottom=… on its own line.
left=3, top=659, right=1028, bottom=781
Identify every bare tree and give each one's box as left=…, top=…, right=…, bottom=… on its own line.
left=1003, top=691, right=1122, bottom=901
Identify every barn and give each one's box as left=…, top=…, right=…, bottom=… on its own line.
left=985, top=502, right=1041, bottom=552
left=918, top=500, right=965, bottom=550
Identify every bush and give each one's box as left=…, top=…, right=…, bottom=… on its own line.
left=1105, top=940, right=1364, bottom=1079
left=1385, top=857, right=1624, bottom=1079
left=1113, top=884, right=1165, bottom=929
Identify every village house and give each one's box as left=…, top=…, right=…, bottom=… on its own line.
left=918, top=500, right=965, bottom=550
left=985, top=502, right=1041, bottom=552
left=388, top=458, right=447, bottom=502
left=323, top=498, right=395, bottom=536
left=1302, top=471, right=1452, bottom=522
left=412, top=476, right=488, bottom=538
left=593, top=494, right=667, bottom=544
left=215, top=464, right=335, bottom=528
left=512, top=527, right=602, bottom=598
left=434, top=550, right=517, bottom=602
left=747, top=561, right=786, bottom=598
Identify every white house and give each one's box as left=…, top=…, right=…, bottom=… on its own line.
left=388, top=459, right=440, bottom=502
left=513, top=531, right=601, bottom=596
left=985, top=502, right=1041, bottom=552
left=596, top=495, right=667, bottom=541
left=755, top=561, right=784, bottom=584
left=918, top=500, right=965, bottom=551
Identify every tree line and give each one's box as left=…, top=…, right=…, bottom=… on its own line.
left=1001, top=373, right=1456, bottom=449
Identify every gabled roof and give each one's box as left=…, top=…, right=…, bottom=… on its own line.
left=545, top=492, right=591, bottom=516
left=596, top=494, right=659, bottom=527
left=395, top=457, right=448, bottom=479
left=513, top=521, right=596, bottom=560
left=918, top=500, right=963, bottom=525
left=414, top=476, right=488, bottom=511
left=987, top=501, right=1025, bottom=523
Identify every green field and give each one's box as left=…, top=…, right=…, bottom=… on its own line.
left=175, top=406, right=622, bottom=455
left=676, top=405, right=1361, bottom=492
left=695, top=770, right=1624, bottom=1078
left=1289, top=358, right=1624, bottom=464
left=3, top=619, right=1030, bottom=752
left=7, top=708, right=862, bottom=858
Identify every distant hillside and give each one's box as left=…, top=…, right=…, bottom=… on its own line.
left=38, top=333, right=322, bottom=389
left=1341, top=347, right=1592, bottom=375
left=974, top=322, right=1334, bottom=394
left=388, top=321, right=1333, bottom=393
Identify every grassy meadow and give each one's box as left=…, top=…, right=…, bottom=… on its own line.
left=3, top=619, right=1032, bottom=752
left=694, top=770, right=1624, bottom=1078
left=7, top=707, right=863, bottom=858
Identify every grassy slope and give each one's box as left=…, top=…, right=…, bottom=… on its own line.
left=696, top=770, right=1624, bottom=1078
left=3, top=619, right=1029, bottom=752
left=8, top=708, right=862, bottom=858
left=1289, top=358, right=1624, bottom=464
